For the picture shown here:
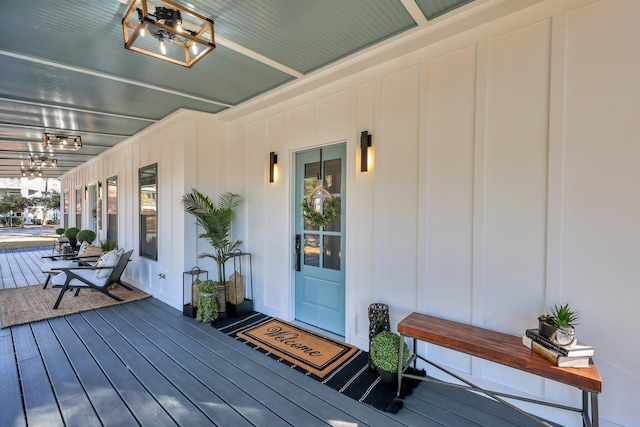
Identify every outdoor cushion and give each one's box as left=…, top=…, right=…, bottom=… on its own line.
left=51, top=266, right=109, bottom=288
left=95, top=249, right=123, bottom=279
left=41, top=260, right=76, bottom=274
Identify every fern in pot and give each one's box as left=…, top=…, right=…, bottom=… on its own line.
left=196, top=280, right=218, bottom=322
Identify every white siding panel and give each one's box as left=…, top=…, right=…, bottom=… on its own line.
left=316, top=89, right=350, bottom=137
left=563, top=1, right=640, bottom=424
left=425, top=45, right=476, bottom=323
left=376, top=65, right=420, bottom=314
left=483, top=20, right=551, bottom=335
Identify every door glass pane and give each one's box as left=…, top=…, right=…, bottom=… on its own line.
left=304, top=233, right=320, bottom=267
left=324, top=196, right=341, bottom=232
left=303, top=161, right=321, bottom=231
left=323, top=235, right=341, bottom=271
left=324, top=158, right=342, bottom=194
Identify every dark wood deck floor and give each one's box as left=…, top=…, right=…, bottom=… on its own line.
left=1, top=248, right=555, bottom=426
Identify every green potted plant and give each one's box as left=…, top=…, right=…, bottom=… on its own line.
left=370, top=331, right=410, bottom=383
left=537, top=313, right=556, bottom=338
left=550, top=303, right=579, bottom=346
left=99, top=238, right=117, bottom=252
left=182, top=189, right=242, bottom=318
left=55, top=228, right=65, bottom=236
left=76, top=229, right=96, bottom=244
left=64, top=227, right=80, bottom=247
left=196, top=279, right=218, bottom=322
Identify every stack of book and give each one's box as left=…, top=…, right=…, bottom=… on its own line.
left=522, top=328, right=594, bottom=368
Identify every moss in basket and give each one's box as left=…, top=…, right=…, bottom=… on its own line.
left=196, top=280, right=218, bottom=322
left=370, top=331, right=410, bottom=372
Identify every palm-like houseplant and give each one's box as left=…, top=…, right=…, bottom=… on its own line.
left=181, top=189, right=242, bottom=286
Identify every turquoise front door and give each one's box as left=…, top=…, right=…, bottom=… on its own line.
left=295, top=144, right=346, bottom=336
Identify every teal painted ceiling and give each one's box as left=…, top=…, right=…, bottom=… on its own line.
left=0, top=0, right=476, bottom=178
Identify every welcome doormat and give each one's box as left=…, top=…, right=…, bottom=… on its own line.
left=236, top=317, right=358, bottom=378
left=213, top=312, right=424, bottom=413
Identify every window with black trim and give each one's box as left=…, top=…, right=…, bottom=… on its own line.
left=107, top=176, right=118, bottom=246
left=75, top=187, right=82, bottom=227
left=139, top=164, right=157, bottom=260
left=63, top=190, right=69, bottom=227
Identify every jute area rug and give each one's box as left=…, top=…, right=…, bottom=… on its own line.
left=0, top=284, right=151, bottom=328
left=214, top=312, right=424, bottom=413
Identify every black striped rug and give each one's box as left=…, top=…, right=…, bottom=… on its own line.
left=212, top=312, right=424, bottom=413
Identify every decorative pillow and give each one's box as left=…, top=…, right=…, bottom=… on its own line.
left=77, top=241, right=90, bottom=257
left=95, top=248, right=123, bottom=279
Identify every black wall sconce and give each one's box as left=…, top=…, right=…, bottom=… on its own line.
left=98, top=181, right=102, bottom=198
left=360, top=131, right=372, bottom=172
left=269, top=151, right=278, bottom=183
left=84, top=185, right=88, bottom=199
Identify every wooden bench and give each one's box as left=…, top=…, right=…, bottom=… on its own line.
left=397, top=312, right=601, bottom=427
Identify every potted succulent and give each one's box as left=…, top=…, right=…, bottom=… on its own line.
left=537, top=313, right=556, bottom=338
left=370, top=331, right=410, bottom=384
left=64, top=227, right=80, bottom=248
left=550, top=303, right=579, bottom=346
left=76, top=229, right=96, bottom=244
left=196, top=279, right=218, bottom=322
left=182, top=189, right=242, bottom=318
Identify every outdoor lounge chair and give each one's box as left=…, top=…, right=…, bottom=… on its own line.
left=40, top=244, right=103, bottom=289
left=51, top=250, right=134, bottom=309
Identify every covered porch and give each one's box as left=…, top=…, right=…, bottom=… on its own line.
left=1, top=247, right=551, bottom=426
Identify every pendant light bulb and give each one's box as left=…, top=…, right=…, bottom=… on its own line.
left=191, top=43, right=198, bottom=55
left=159, top=39, right=166, bottom=55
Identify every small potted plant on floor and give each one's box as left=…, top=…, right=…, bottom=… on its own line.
left=550, top=303, right=579, bottom=346
left=196, top=279, right=218, bottom=322
left=370, top=331, right=410, bottom=384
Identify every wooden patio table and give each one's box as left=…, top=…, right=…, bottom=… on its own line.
left=397, top=312, right=601, bottom=427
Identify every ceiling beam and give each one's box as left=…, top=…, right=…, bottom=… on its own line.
left=399, top=0, right=429, bottom=25
left=0, top=49, right=234, bottom=109
left=0, top=98, right=157, bottom=123
left=215, top=35, right=304, bottom=78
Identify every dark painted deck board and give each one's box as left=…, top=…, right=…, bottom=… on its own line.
left=48, top=316, right=140, bottom=426
left=110, top=303, right=294, bottom=427
left=30, top=321, right=101, bottom=426
left=66, top=313, right=178, bottom=426
left=0, top=333, right=26, bottom=427
left=132, top=299, right=378, bottom=426
left=12, top=324, right=64, bottom=427
left=90, top=307, right=255, bottom=427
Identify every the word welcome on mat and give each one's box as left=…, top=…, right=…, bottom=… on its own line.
left=237, top=318, right=358, bottom=378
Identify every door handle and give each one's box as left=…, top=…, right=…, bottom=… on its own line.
left=295, top=234, right=301, bottom=271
